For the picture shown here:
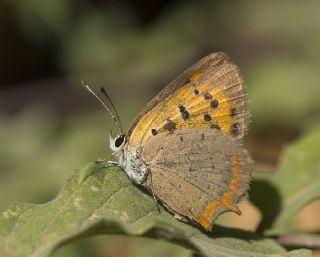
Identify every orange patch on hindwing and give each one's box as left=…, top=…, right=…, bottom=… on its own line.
left=198, top=155, right=243, bottom=229
left=199, top=202, right=222, bottom=229
left=221, top=155, right=243, bottom=213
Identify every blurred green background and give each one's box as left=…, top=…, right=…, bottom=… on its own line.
left=1, top=1, right=320, bottom=256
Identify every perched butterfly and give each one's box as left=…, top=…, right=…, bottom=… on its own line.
left=83, top=52, right=252, bottom=230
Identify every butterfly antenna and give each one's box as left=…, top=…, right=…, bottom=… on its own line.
left=100, top=86, right=123, bottom=133
left=81, top=80, right=123, bottom=134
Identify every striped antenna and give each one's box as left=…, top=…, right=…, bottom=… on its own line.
left=100, top=87, right=123, bottom=133
left=81, top=80, right=123, bottom=134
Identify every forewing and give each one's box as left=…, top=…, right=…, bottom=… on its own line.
left=128, top=52, right=249, bottom=148
left=142, top=128, right=252, bottom=230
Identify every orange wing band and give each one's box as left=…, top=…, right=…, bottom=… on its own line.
left=198, top=155, right=243, bottom=229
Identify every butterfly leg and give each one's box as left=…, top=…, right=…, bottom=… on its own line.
left=107, top=161, right=119, bottom=166
left=95, top=158, right=122, bottom=170
left=96, top=158, right=107, bottom=164
left=101, top=161, right=122, bottom=171
left=96, top=150, right=122, bottom=166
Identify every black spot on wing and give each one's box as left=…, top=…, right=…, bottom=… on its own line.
left=178, top=105, right=190, bottom=120
left=231, top=107, right=237, bottom=116
left=231, top=123, right=240, bottom=136
left=211, top=100, right=219, bottom=109
left=204, top=113, right=212, bottom=121
left=163, top=119, right=176, bottom=132
left=211, top=124, right=221, bottom=130
left=204, top=92, right=212, bottom=99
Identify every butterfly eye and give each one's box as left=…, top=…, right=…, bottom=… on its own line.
left=115, top=135, right=125, bottom=148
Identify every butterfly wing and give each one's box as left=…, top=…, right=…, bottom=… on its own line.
left=142, top=128, right=252, bottom=230
left=127, top=52, right=249, bottom=148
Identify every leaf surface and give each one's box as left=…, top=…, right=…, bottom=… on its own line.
left=0, top=163, right=311, bottom=257
left=251, top=128, right=320, bottom=234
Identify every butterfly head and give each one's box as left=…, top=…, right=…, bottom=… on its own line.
left=109, top=131, right=127, bottom=152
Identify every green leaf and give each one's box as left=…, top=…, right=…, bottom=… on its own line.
left=250, top=128, right=320, bottom=234
left=0, top=163, right=311, bottom=257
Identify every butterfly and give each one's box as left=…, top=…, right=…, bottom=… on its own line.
left=83, top=52, right=252, bottom=230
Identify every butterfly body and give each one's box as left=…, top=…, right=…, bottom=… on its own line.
left=115, top=144, right=149, bottom=185
left=107, top=52, right=252, bottom=230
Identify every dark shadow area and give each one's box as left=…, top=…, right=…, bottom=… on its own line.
left=250, top=179, right=282, bottom=234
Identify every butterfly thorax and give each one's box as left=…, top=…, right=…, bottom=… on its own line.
left=112, top=140, right=149, bottom=186
left=123, top=145, right=149, bottom=186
